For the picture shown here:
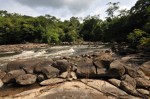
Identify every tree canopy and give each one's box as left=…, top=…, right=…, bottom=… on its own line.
left=0, top=0, right=149, bottom=47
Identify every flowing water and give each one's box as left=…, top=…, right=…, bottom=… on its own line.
left=0, top=45, right=109, bottom=67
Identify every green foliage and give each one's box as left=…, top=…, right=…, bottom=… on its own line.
left=128, top=29, right=149, bottom=47
left=140, top=37, right=150, bottom=47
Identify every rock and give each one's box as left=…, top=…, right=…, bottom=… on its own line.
left=76, top=58, right=96, bottom=78
left=137, top=89, right=150, bottom=95
left=121, top=74, right=136, bottom=89
left=70, top=72, right=77, bottom=79
left=96, top=68, right=107, bottom=77
left=37, top=74, right=46, bottom=82
left=0, top=79, right=3, bottom=88
left=81, top=79, right=128, bottom=98
left=108, top=79, right=121, bottom=88
left=0, top=70, right=6, bottom=79
left=69, top=72, right=77, bottom=80
left=108, top=60, right=125, bottom=77
left=140, top=61, right=150, bottom=77
left=22, top=66, right=34, bottom=74
left=93, top=54, right=113, bottom=69
left=41, top=66, right=59, bottom=79
left=135, top=78, right=150, bottom=88
left=120, top=81, right=137, bottom=95
left=120, top=75, right=137, bottom=95
left=7, top=60, right=25, bottom=71
left=16, top=74, right=37, bottom=85
left=37, top=59, right=53, bottom=67
left=2, top=69, right=26, bottom=83
left=124, top=65, right=145, bottom=78
left=6, top=81, right=110, bottom=99
left=40, top=78, right=65, bottom=86
left=34, top=59, right=54, bottom=73
left=60, top=72, right=68, bottom=78
left=52, top=59, right=70, bottom=72
left=7, top=59, right=53, bottom=72
left=60, top=71, right=77, bottom=81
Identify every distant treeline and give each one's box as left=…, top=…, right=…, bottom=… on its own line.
left=0, top=0, right=149, bottom=47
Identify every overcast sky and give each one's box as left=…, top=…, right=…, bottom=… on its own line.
left=0, top=0, right=137, bottom=20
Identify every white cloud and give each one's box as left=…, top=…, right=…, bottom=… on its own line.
left=0, top=0, right=138, bottom=20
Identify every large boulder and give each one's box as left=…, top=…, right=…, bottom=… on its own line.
left=34, top=59, right=54, bottom=73
left=120, top=75, right=137, bottom=95
left=124, top=65, right=145, bottom=78
left=7, top=59, right=53, bottom=72
left=81, top=79, right=129, bottom=98
left=0, top=70, right=6, bottom=79
left=2, top=69, right=26, bottom=83
left=135, top=78, right=150, bottom=88
left=93, top=54, right=113, bottom=69
left=52, top=59, right=71, bottom=72
left=36, top=59, right=53, bottom=67
left=40, top=78, right=65, bottom=86
left=7, top=60, right=25, bottom=71
left=108, top=60, right=125, bottom=77
left=76, top=58, right=97, bottom=78
left=16, top=74, right=37, bottom=85
left=140, top=61, right=150, bottom=77
left=41, top=66, right=59, bottom=79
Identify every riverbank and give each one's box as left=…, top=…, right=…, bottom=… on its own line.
left=0, top=43, right=48, bottom=52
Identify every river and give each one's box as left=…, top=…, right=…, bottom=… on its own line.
left=0, top=45, right=110, bottom=67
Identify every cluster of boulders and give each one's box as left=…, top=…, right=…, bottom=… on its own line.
left=0, top=50, right=149, bottom=98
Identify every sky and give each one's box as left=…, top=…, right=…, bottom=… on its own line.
left=0, top=0, right=138, bottom=20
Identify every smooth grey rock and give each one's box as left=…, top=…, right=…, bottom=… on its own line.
left=76, top=57, right=97, bottom=78
left=16, top=74, right=37, bottom=85
left=41, top=66, right=59, bottom=79
left=52, top=59, right=70, bottom=72
left=40, top=78, right=65, bottom=86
